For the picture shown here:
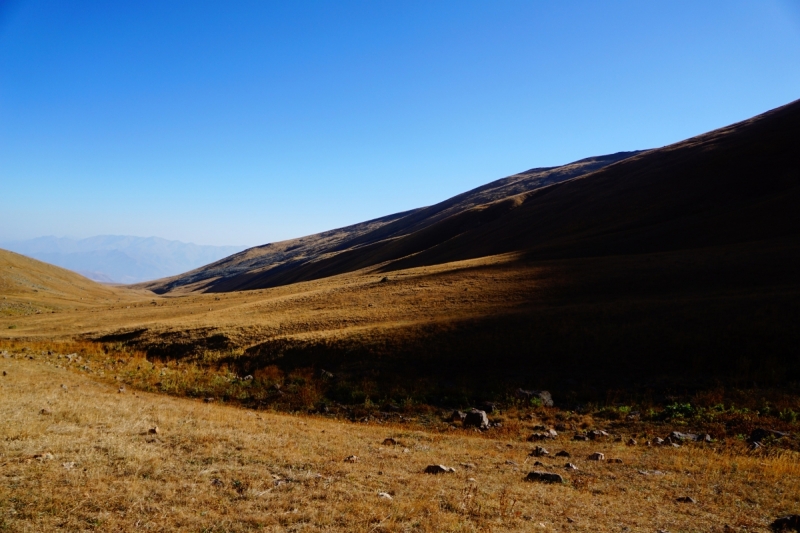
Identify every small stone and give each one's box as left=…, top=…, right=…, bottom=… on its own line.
left=382, top=438, right=397, bottom=446
left=34, top=453, right=54, bottom=461
left=378, top=492, right=393, bottom=500
left=524, top=471, right=564, bottom=483
left=771, top=515, right=800, bottom=532
left=565, top=463, right=578, bottom=470
left=424, top=464, right=456, bottom=474
left=627, top=438, right=637, bottom=446
left=463, top=409, right=489, bottom=430
left=588, top=452, right=605, bottom=461
left=676, top=496, right=697, bottom=504
left=449, top=410, right=467, bottom=422
left=344, top=455, right=359, bottom=463
left=40, top=408, right=52, bottom=415
left=203, top=397, right=215, bottom=403
left=242, top=375, right=253, bottom=381
left=555, top=450, right=570, bottom=457
left=653, top=437, right=665, bottom=446
left=148, top=426, right=159, bottom=434
left=530, top=446, right=550, bottom=457
left=118, top=387, right=125, bottom=393
left=459, top=462, right=476, bottom=469
left=62, top=462, right=76, bottom=469
left=572, top=434, right=588, bottom=441
left=607, top=458, right=623, bottom=464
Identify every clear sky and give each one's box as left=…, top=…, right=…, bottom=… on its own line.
left=1, top=1, right=799, bottom=246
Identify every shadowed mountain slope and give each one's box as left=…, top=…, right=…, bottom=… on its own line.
left=146, top=97, right=799, bottom=294
left=140, top=151, right=639, bottom=293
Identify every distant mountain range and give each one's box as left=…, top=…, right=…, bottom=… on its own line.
left=0, top=236, right=246, bottom=284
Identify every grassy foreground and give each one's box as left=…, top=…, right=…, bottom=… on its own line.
left=2, top=356, right=799, bottom=532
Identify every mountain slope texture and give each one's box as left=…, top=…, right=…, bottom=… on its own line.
left=144, top=98, right=799, bottom=294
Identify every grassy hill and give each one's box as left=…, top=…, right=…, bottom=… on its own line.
left=138, top=151, right=639, bottom=294
left=2, top=100, right=799, bottom=407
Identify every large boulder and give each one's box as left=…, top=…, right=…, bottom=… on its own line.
left=463, top=409, right=489, bottom=429
left=516, top=389, right=554, bottom=407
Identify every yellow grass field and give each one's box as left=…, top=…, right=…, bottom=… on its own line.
left=2, top=355, right=799, bottom=532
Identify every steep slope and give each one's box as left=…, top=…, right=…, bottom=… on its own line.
left=140, top=151, right=639, bottom=293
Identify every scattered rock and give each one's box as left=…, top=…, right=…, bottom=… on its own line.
left=40, top=408, right=52, bottom=415
left=555, top=450, right=570, bottom=458
left=588, top=452, right=605, bottom=461
left=378, top=492, right=393, bottom=500
left=668, top=431, right=698, bottom=442
left=34, top=453, right=54, bottom=461
left=382, top=438, right=397, bottom=446
left=60, top=384, right=68, bottom=390
left=533, top=461, right=545, bottom=466
left=344, top=455, right=359, bottom=463
left=459, top=462, right=476, bottom=469
left=638, top=470, right=665, bottom=476
left=148, top=426, right=159, bottom=435
left=607, top=458, right=623, bottom=464
left=524, top=471, right=564, bottom=484
left=751, top=428, right=788, bottom=443
left=479, top=401, right=497, bottom=414
left=505, top=460, right=519, bottom=466
left=565, top=463, right=578, bottom=470
left=516, top=389, right=554, bottom=407
left=319, top=369, right=335, bottom=380
left=530, top=446, right=550, bottom=457
left=211, top=478, right=224, bottom=487
left=449, top=410, right=467, bottom=423
left=463, top=409, right=489, bottom=430
left=627, top=438, right=637, bottom=446
left=588, top=430, right=609, bottom=440
left=62, top=462, right=76, bottom=469
left=242, top=375, right=254, bottom=381
left=771, top=515, right=800, bottom=532
left=118, top=387, right=125, bottom=393
left=572, top=434, right=588, bottom=441
left=527, top=432, right=551, bottom=441
left=203, top=397, right=215, bottom=403
left=653, top=437, right=665, bottom=446
left=424, top=464, right=456, bottom=474
left=676, top=496, right=697, bottom=504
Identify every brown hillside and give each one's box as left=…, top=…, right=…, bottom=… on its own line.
left=139, top=151, right=638, bottom=294
left=164, top=98, right=800, bottom=293
left=0, top=249, right=145, bottom=317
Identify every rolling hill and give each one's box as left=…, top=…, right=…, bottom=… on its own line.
left=139, top=151, right=640, bottom=293
left=142, top=98, right=800, bottom=295
left=2, top=235, right=246, bottom=284
left=4, top=99, right=799, bottom=402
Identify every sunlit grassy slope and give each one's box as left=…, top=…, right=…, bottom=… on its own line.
left=2, top=355, right=799, bottom=532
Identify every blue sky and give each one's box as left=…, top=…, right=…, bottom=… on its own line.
left=2, top=1, right=799, bottom=246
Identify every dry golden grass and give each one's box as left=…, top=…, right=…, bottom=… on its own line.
left=0, top=251, right=541, bottom=347
left=2, top=355, right=799, bottom=532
